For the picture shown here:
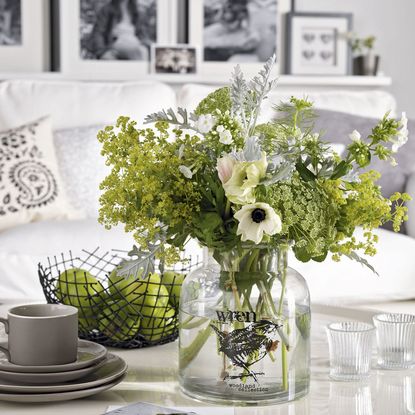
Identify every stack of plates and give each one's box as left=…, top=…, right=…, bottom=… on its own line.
left=0, top=339, right=127, bottom=403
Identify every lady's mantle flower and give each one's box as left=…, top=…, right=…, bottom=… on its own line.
left=216, top=125, right=233, bottom=145
left=217, top=155, right=236, bottom=184
left=179, top=165, right=193, bottom=179
left=349, top=130, right=361, bottom=142
left=223, top=152, right=268, bottom=204
left=391, top=112, right=409, bottom=153
left=234, top=202, right=282, bottom=244
left=195, top=114, right=217, bottom=134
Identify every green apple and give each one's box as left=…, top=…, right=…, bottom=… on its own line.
left=161, top=271, right=185, bottom=307
left=107, top=267, right=142, bottom=297
left=56, top=268, right=104, bottom=313
left=97, top=300, right=141, bottom=342
left=140, top=306, right=176, bottom=342
left=115, top=273, right=169, bottom=309
left=78, top=316, right=96, bottom=332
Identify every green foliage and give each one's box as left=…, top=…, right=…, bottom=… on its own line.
left=351, top=35, right=376, bottom=54
left=195, top=87, right=232, bottom=116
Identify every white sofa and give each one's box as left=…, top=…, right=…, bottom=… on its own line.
left=1, top=79, right=414, bottom=307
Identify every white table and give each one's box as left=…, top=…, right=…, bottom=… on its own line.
left=0, top=302, right=414, bottom=415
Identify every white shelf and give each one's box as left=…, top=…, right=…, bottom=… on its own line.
left=0, top=72, right=392, bottom=87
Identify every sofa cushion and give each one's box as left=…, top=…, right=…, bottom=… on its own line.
left=291, top=227, right=415, bottom=306
left=0, top=219, right=203, bottom=300
left=0, top=80, right=177, bottom=130
left=178, top=84, right=397, bottom=119
left=54, top=125, right=107, bottom=218
left=0, top=117, right=78, bottom=232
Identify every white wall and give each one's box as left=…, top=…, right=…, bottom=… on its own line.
left=295, top=0, right=415, bottom=119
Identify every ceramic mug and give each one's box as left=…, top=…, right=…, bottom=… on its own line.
left=0, top=304, right=78, bottom=366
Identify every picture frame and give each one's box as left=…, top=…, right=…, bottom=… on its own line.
left=0, top=0, right=50, bottom=72
left=286, top=12, right=353, bottom=76
left=151, top=44, right=199, bottom=75
left=188, top=0, right=292, bottom=79
left=58, top=0, right=177, bottom=80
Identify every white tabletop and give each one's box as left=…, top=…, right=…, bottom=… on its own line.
left=0, top=302, right=414, bottom=415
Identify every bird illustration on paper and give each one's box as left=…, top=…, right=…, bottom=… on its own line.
left=210, top=319, right=282, bottom=382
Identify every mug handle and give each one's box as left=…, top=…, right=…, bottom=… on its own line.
left=0, top=317, right=10, bottom=360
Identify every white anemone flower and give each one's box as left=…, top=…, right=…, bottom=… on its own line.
left=349, top=130, right=361, bottom=142
left=194, top=114, right=217, bottom=134
left=234, top=203, right=282, bottom=245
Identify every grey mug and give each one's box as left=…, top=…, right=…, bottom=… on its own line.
left=0, top=304, right=78, bottom=366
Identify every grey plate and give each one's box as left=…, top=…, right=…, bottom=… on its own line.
left=0, top=339, right=107, bottom=373
left=0, top=356, right=109, bottom=384
left=0, top=374, right=126, bottom=403
left=0, top=353, right=127, bottom=393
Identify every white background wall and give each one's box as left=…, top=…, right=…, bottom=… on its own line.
left=295, top=0, right=415, bottom=119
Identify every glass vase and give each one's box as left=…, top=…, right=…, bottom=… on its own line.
left=178, top=245, right=311, bottom=405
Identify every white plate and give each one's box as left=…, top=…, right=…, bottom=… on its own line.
left=0, top=353, right=126, bottom=393
left=0, top=374, right=126, bottom=403
left=0, top=356, right=108, bottom=384
left=0, top=339, right=107, bottom=373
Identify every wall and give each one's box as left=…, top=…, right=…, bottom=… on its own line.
left=295, top=0, right=415, bottom=119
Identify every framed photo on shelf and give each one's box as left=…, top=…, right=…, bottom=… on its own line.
left=58, top=0, right=177, bottom=80
left=188, top=0, right=292, bottom=79
left=286, top=12, right=353, bottom=75
left=151, top=44, right=199, bottom=74
left=0, top=0, right=50, bottom=72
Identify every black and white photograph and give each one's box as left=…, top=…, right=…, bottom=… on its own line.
left=152, top=45, right=198, bottom=74
left=80, top=0, right=157, bottom=61
left=0, top=0, right=21, bottom=46
left=287, top=13, right=352, bottom=75
left=203, top=0, right=278, bottom=63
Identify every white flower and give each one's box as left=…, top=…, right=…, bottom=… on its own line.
left=392, top=112, right=409, bottom=153
left=179, top=165, right=193, bottom=179
left=234, top=203, right=282, bottom=244
left=223, top=152, right=268, bottom=204
left=349, top=130, right=361, bottom=142
left=219, top=129, right=233, bottom=145
left=195, top=114, right=217, bottom=134
left=217, top=155, right=236, bottom=184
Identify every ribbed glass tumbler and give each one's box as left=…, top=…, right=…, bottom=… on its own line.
left=326, top=322, right=375, bottom=381
left=373, top=313, right=415, bottom=369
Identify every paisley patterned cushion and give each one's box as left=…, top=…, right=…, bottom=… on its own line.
left=0, top=117, right=79, bottom=231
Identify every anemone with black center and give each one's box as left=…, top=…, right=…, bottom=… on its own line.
left=251, top=208, right=266, bottom=223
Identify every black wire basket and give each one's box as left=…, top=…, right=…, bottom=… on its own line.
left=38, top=247, right=201, bottom=349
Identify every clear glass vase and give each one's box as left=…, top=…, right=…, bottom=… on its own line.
left=178, top=245, right=311, bottom=405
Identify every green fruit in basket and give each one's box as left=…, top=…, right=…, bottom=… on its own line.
left=97, top=300, right=141, bottom=342
left=114, top=272, right=170, bottom=309
left=78, top=316, right=96, bottom=332
left=161, top=271, right=185, bottom=307
left=140, top=306, right=177, bottom=342
left=56, top=268, right=104, bottom=313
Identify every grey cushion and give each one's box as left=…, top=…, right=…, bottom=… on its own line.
left=314, top=109, right=414, bottom=199
left=313, top=110, right=414, bottom=233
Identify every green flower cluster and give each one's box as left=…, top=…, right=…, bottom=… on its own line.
left=98, top=118, right=202, bottom=262
left=262, top=174, right=339, bottom=261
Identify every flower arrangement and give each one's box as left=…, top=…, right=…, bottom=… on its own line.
left=97, top=57, right=410, bottom=402
left=98, top=55, right=409, bottom=272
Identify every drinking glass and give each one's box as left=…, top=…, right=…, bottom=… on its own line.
left=373, top=313, right=415, bottom=369
left=326, top=321, right=375, bottom=381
